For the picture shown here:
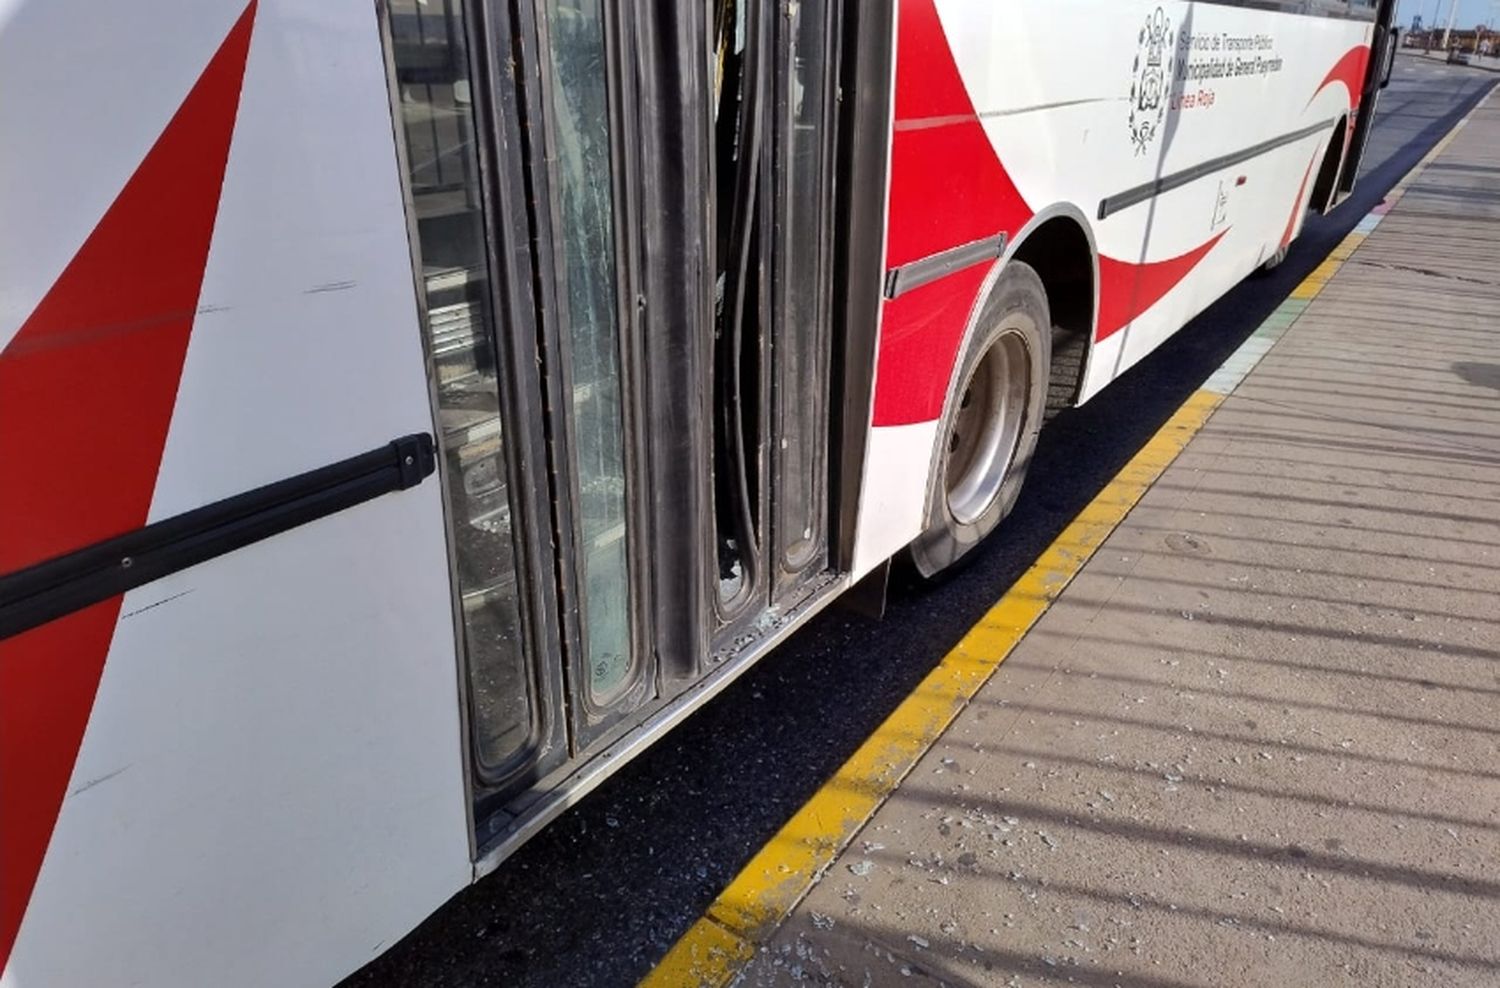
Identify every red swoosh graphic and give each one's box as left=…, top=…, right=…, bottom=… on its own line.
left=0, top=4, right=256, bottom=972
left=875, top=0, right=1032, bottom=426
left=1096, top=230, right=1229, bottom=344
left=885, top=0, right=1032, bottom=271
left=1309, top=44, right=1371, bottom=110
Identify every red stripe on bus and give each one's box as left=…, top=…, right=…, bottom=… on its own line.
left=0, top=606, right=123, bottom=969
left=876, top=0, right=1031, bottom=426
left=872, top=265, right=993, bottom=427
left=1282, top=151, right=1321, bottom=251
left=0, top=4, right=256, bottom=972
left=1096, top=231, right=1228, bottom=344
left=1310, top=44, right=1371, bottom=110
left=885, top=0, right=1032, bottom=271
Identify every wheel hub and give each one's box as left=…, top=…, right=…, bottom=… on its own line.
left=945, top=333, right=1029, bottom=526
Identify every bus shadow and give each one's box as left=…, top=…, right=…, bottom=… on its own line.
left=1454, top=361, right=1500, bottom=392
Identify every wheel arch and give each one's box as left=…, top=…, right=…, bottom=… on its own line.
left=1005, top=205, right=1099, bottom=416
left=915, top=204, right=1099, bottom=528
left=1309, top=115, right=1350, bottom=214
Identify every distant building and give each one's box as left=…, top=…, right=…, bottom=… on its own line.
left=1410, top=27, right=1493, bottom=54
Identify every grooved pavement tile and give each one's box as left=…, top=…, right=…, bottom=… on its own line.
left=734, top=97, right=1500, bottom=988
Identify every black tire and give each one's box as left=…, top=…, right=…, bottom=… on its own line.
left=1258, top=242, right=1289, bottom=274
left=908, top=261, right=1050, bottom=578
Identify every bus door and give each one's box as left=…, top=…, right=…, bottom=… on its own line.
left=517, top=0, right=849, bottom=733
left=383, top=0, right=851, bottom=814
left=1338, top=0, right=1399, bottom=198
left=617, top=0, right=850, bottom=690
left=386, top=0, right=683, bottom=806
left=705, top=0, right=843, bottom=654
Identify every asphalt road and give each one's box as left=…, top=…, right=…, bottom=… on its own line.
left=341, top=56, right=1495, bottom=988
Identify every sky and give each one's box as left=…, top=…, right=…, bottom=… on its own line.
left=1399, top=0, right=1500, bottom=30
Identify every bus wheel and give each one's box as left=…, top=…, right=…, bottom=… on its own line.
left=1258, top=243, right=1289, bottom=274
left=909, top=262, right=1050, bottom=578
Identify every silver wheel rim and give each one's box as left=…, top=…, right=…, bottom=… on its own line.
left=945, top=332, right=1029, bottom=526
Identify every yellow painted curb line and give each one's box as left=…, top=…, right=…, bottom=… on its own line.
left=640, top=84, right=1495, bottom=988
left=639, top=394, right=1221, bottom=988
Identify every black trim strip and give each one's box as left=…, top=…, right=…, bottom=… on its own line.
left=1097, top=119, right=1336, bottom=220
left=883, top=232, right=1006, bottom=299
left=0, top=434, right=437, bottom=641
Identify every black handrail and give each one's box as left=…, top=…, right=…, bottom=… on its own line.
left=0, top=434, right=436, bottom=640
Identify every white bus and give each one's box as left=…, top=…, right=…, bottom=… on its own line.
left=0, top=1, right=1395, bottom=984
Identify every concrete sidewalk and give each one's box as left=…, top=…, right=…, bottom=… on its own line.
left=739, top=98, right=1500, bottom=986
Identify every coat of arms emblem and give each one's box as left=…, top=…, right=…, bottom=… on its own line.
left=1128, top=7, right=1175, bottom=155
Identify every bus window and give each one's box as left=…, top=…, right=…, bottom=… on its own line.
left=771, top=0, right=836, bottom=594
left=711, top=0, right=765, bottom=613
left=386, top=0, right=538, bottom=776
left=709, top=0, right=838, bottom=628
left=542, top=0, right=637, bottom=706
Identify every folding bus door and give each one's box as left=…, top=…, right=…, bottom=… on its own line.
left=1338, top=0, right=1400, bottom=197
left=705, top=0, right=844, bottom=655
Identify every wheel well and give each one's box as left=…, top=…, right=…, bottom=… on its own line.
left=1010, top=215, right=1095, bottom=418
left=1308, top=117, right=1348, bottom=214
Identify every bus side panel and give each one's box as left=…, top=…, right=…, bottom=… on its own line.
left=9, top=498, right=466, bottom=988
left=852, top=0, right=1374, bottom=572
left=1096, top=9, right=1373, bottom=385
left=1, top=3, right=471, bottom=986
left=937, top=0, right=1372, bottom=398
